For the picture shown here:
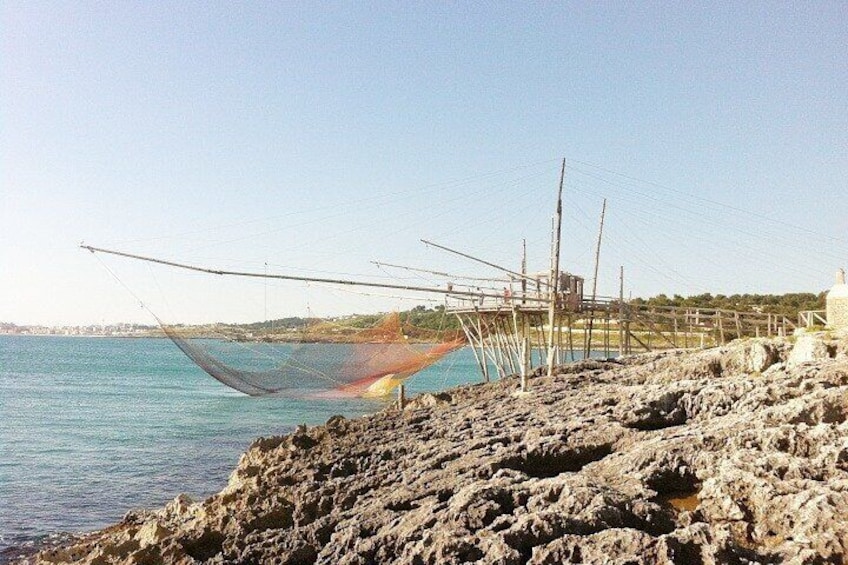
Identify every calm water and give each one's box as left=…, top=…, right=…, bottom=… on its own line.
left=0, top=336, right=484, bottom=556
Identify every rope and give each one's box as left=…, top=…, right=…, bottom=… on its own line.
left=93, top=253, right=151, bottom=316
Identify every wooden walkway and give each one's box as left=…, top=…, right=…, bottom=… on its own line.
left=446, top=291, right=796, bottom=382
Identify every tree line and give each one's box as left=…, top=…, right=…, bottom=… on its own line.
left=234, top=292, right=826, bottom=335
left=629, top=292, right=826, bottom=320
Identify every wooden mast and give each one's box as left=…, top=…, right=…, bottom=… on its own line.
left=519, top=239, right=531, bottom=388
left=585, top=198, right=607, bottom=357
left=521, top=239, right=527, bottom=304
left=618, top=265, right=625, bottom=356
left=545, top=158, right=566, bottom=381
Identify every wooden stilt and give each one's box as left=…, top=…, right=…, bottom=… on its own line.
left=397, top=384, right=406, bottom=410
left=618, top=266, right=625, bottom=357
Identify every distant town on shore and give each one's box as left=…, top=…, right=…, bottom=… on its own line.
left=0, top=322, right=163, bottom=337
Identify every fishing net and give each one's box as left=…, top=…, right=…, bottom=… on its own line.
left=159, top=312, right=465, bottom=398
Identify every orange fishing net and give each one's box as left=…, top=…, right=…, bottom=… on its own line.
left=160, top=313, right=464, bottom=398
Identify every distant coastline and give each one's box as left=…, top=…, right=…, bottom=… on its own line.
left=0, top=323, right=162, bottom=339
left=0, top=328, right=447, bottom=345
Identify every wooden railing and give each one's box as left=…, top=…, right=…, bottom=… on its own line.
left=798, top=310, right=827, bottom=328
left=618, top=303, right=795, bottom=351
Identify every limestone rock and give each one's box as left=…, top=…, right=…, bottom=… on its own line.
left=788, top=334, right=834, bottom=366
left=134, top=520, right=171, bottom=548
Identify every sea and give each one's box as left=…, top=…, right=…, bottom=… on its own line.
left=0, top=335, right=485, bottom=559
left=0, top=335, right=603, bottom=561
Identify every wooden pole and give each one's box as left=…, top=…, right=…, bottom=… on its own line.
left=473, top=314, right=491, bottom=382
left=371, top=261, right=507, bottom=283
left=397, top=384, right=406, bottom=410
left=478, top=314, right=505, bottom=379
left=567, top=315, right=575, bottom=362
left=618, top=266, right=625, bottom=356
left=686, top=309, right=691, bottom=349
left=498, top=316, right=518, bottom=375
left=421, top=239, right=545, bottom=288
left=533, top=316, right=544, bottom=366
left=673, top=314, right=679, bottom=348
left=557, top=312, right=564, bottom=364
left=457, top=315, right=487, bottom=381
left=585, top=198, right=606, bottom=357
left=512, top=310, right=531, bottom=386
left=518, top=240, right=531, bottom=384
left=491, top=318, right=508, bottom=377
left=521, top=239, right=527, bottom=305
left=545, top=158, right=566, bottom=382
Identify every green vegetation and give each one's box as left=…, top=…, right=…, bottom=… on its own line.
left=399, top=305, right=462, bottom=331
left=234, top=305, right=459, bottom=333
left=629, top=292, right=826, bottom=320
left=239, top=317, right=321, bottom=332
left=221, top=305, right=461, bottom=342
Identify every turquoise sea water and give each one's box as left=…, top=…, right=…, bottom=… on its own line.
left=0, top=335, right=484, bottom=557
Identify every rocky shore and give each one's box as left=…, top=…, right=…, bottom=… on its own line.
left=16, top=332, right=848, bottom=564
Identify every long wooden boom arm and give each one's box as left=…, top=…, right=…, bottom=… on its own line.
left=80, top=244, right=552, bottom=303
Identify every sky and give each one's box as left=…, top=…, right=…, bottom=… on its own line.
left=2, top=2, right=847, bottom=326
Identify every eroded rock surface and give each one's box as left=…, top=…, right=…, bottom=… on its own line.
left=17, top=333, right=848, bottom=564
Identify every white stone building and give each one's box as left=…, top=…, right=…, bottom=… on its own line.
left=826, top=268, right=848, bottom=330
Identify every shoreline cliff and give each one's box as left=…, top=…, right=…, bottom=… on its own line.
left=15, top=332, right=848, bottom=564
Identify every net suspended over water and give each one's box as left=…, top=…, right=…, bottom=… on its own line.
left=159, top=312, right=465, bottom=398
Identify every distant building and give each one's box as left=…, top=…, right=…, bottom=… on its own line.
left=826, top=268, right=848, bottom=330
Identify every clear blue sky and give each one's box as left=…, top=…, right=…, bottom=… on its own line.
left=2, top=2, right=846, bottom=325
